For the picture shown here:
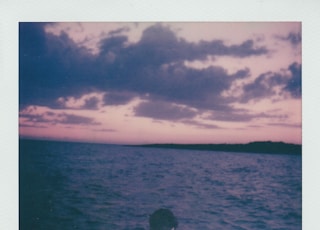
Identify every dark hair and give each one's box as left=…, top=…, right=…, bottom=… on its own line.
left=149, top=208, right=178, bottom=230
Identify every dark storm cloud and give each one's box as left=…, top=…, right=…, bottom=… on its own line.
left=129, top=63, right=250, bottom=112
left=19, top=22, right=48, bottom=56
left=19, top=23, right=267, bottom=110
left=20, top=111, right=100, bottom=126
left=99, top=35, right=128, bottom=55
left=22, top=23, right=297, bottom=123
left=240, top=62, right=301, bottom=103
left=19, top=23, right=98, bottom=108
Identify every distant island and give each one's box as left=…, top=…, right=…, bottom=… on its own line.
left=131, top=141, right=302, bottom=155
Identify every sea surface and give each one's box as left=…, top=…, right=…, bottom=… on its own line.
left=19, top=139, right=302, bottom=230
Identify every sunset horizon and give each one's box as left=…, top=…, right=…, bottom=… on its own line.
left=19, top=134, right=301, bottom=146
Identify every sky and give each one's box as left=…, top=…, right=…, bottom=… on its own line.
left=19, top=22, right=302, bottom=144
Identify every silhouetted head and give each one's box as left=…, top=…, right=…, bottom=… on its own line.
left=149, top=208, right=178, bottom=230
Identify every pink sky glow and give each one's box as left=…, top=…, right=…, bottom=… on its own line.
left=19, top=22, right=302, bottom=144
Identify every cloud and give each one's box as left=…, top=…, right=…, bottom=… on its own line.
left=59, top=114, right=101, bottom=125
left=57, top=92, right=105, bottom=110
left=276, top=32, right=301, bottom=46
left=287, top=32, right=302, bottom=45
left=20, top=109, right=100, bottom=126
left=99, top=35, right=128, bottom=55
left=129, top=63, right=250, bottom=112
left=179, top=119, right=221, bottom=129
left=240, top=62, right=301, bottom=103
left=115, top=25, right=268, bottom=69
left=207, top=110, right=288, bottom=122
left=283, top=62, right=301, bottom=98
left=19, top=22, right=48, bottom=56
left=107, top=27, right=130, bottom=36
left=20, top=23, right=301, bottom=126
left=240, top=72, right=285, bottom=103
left=134, top=100, right=198, bottom=120
left=103, top=91, right=137, bottom=106
left=197, top=39, right=268, bottom=57
left=19, top=124, right=47, bottom=129
left=19, top=23, right=267, bottom=110
left=92, top=128, right=117, bottom=132
left=267, top=122, right=301, bottom=128
left=19, top=23, right=97, bottom=108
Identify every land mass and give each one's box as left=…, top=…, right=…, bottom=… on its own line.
left=131, top=141, right=301, bottom=155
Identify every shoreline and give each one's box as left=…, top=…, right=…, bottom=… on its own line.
left=129, top=141, right=302, bottom=155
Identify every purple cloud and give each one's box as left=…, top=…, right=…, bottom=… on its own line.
left=134, top=100, right=198, bottom=120
left=240, top=62, right=301, bottom=103
left=276, top=31, right=301, bottom=46
left=20, top=111, right=100, bottom=126
left=19, top=23, right=300, bottom=123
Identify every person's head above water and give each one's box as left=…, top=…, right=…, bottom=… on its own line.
left=149, top=208, right=178, bottom=230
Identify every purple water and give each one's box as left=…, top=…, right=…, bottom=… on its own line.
left=20, top=139, right=301, bottom=229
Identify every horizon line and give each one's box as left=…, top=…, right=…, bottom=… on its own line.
left=19, top=135, right=302, bottom=146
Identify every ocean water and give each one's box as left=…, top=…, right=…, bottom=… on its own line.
left=19, top=139, right=302, bottom=230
